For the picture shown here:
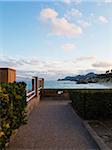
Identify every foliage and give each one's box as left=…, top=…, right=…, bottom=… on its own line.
left=0, top=82, right=27, bottom=149
left=69, top=89, right=112, bottom=120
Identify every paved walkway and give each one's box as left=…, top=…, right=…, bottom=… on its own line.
left=8, top=98, right=99, bottom=150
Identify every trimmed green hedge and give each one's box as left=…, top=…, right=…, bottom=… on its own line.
left=69, top=89, right=112, bottom=120
left=0, top=82, right=27, bottom=149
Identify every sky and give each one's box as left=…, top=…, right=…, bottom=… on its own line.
left=0, top=0, right=112, bottom=80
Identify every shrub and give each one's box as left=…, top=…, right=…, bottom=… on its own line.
left=69, top=89, right=112, bottom=120
left=0, top=82, right=27, bottom=149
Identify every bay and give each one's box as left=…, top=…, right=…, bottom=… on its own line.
left=44, top=80, right=112, bottom=89
left=22, top=80, right=112, bottom=90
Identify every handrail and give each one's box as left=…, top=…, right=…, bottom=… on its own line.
left=27, top=90, right=36, bottom=97
left=26, top=77, right=44, bottom=102
left=26, top=92, right=36, bottom=102
left=38, top=87, right=42, bottom=91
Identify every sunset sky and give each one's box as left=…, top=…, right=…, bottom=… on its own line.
left=0, top=0, right=112, bottom=80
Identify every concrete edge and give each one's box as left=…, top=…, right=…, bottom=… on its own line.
left=69, top=103, right=111, bottom=150
left=83, top=121, right=111, bottom=150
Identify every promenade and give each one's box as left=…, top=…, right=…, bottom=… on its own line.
left=8, top=97, right=99, bottom=150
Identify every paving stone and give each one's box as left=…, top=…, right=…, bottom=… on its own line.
left=7, top=98, right=99, bottom=150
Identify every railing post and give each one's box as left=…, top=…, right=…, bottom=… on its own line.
left=40, top=78, right=44, bottom=99
left=32, top=78, right=35, bottom=91
left=41, top=78, right=44, bottom=89
left=34, top=77, right=39, bottom=97
left=42, top=78, right=44, bottom=96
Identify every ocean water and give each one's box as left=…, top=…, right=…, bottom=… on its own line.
left=44, top=80, right=112, bottom=89
left=25, top=80, right=112, bottom=90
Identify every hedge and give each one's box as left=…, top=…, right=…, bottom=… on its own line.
left=69, top=89, right=112, bottom=120
left=0, top=82, right=27, bottom=149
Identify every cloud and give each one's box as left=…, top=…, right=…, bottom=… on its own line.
left=61, top=43, right=75, bottom=51
left=76, top=56, right=96, bottom=61
left=104, top=0, right=112, bottom=3
left=51, top=18, right=82, bottom=36
left=65, top=8, right=82, bottom=18
left=0, top=55, right=77, bottom=80
left=0, top=56, right=24, bottom=68
left=0, top=55, right=46, bottom=71
left=0, top=55, right=91, bottom=79
left=98, top=16, right=108, bottom=24
left=40, top=8, right=58, bottom=20
left=40, top=8, right=82, bottom=37
left=64, top=0, right=81, bottom=4
left=77, top=20, right=91, bottom=29
left=2, top=55, right=111, bottom=80
left=92, top=61, right=112, bottom=68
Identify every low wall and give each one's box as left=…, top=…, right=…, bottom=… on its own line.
left=43, top=89, right=70, bottom=100
left=43, top=89, right=68, bottom=96
left=43, top=89, right=112, bottom=97
left=26, top=93, right=40, bottom=116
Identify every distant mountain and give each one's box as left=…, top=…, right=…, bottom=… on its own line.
left=60, top=75, right=85, bottom=81
left=58, top=72, right=112, bottom=84
left=58, top=72, right=97, bottom=82
left=84, top=72, right=97, bottom=78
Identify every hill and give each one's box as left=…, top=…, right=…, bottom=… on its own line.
left=58, top=72, right=112, bottom=84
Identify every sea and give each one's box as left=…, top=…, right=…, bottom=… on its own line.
left=25, top=80, right=112, bottom=91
